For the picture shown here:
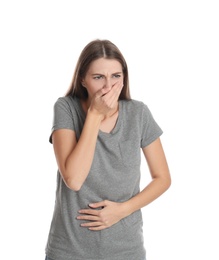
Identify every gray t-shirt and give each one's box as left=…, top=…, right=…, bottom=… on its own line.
left=45, top=96, right=163, bottom=260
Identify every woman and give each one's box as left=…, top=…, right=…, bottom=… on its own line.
left=45, top=39, right=171, bottom=260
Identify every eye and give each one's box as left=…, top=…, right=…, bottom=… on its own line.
left=112, top=74, right=121, bottom=78
left=93, top=75, right=104, bottom=80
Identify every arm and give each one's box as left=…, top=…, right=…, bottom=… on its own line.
left=122, top=137, right=171, bottom=214
left=52, top=83, right=123, bottom=191
left=52, top=110, right=102, bottom=191
left=77, top=137, right=171, bottom=230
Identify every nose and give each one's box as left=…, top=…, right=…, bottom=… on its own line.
left=104, top=78, right=112, bottom=90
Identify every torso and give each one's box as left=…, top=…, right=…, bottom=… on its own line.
left=99, top=111, right=119, bottom=133
left=45, top=96, right=162, bottom=260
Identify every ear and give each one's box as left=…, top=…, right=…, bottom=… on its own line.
left=81, top=79, right=86, bottom=87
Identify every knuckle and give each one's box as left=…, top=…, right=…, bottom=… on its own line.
left=101, top=97, right=107, bottom=104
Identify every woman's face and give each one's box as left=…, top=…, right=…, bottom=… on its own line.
left=81, top=58, right=124, bottom=99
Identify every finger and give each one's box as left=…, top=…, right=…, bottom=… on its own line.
left=95, top=87, right=110, bottom=98
left=101, top=85, right=121, bottom=107
left=88, top=225, right=107, bottom=231
left=89, top=201, right=107, bottom=208
left=107, top=81, right=123, bottom=99
left=77, top=215, right=99, bottom=221
left=112, top=80, right=123, bottom=90
left=78, top=209, right=99, bottom=215
left=116, top=80, right=124, bottom=88
left=81, top=221, right=102, bottom=227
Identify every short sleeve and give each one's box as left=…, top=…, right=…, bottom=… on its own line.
left=49, top=97, right=75, bottom=143
left=141, top=104, right=163, bottom=148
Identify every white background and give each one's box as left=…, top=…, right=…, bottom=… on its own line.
left=0, top=0, right=219, bottom=259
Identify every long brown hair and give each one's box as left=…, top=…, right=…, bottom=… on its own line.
left=65, top=39, right=131, bottom=100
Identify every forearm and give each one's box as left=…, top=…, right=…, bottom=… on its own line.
left=65, top=110, right=102, bottom=190
left=76, top=177, right=171, bottom=230
left=122, top=176, right=171, bottom=217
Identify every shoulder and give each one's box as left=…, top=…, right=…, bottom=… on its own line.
left=121, top=99, right=158, bottom=128
left=54, top=95, right=76, bottom=106
left=53, top=95, right=80, bottom=111
left=121, top=99, right=149, bottom=114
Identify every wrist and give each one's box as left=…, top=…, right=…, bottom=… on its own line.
left=120, top=201, right=134, bottom=219
left=87, top=107, right=104, bottom=121
left=87, top=108, right=104, bottom=122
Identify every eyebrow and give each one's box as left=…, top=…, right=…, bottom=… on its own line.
left=91, top=72, right=123, bottom=76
